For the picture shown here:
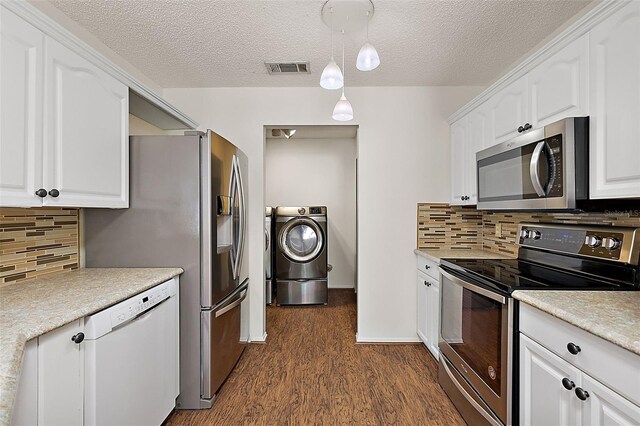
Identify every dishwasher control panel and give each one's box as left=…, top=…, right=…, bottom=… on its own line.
left=84, top=278, right=177, bottom=339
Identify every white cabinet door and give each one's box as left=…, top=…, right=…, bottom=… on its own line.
left=427, top=283, right=440, bottom=359
left=11, top=339, right=38, bottom=426
left=416, top=270, right=429, bottom=346
left=589, top=1, right=640, bottom=199
left=44, top=37, right=129, bottom=208
left=529, top=34, right=589, bottom=128
left=0, top=9, right=43, bottom=207
left=520, top=334, right=582, bottom=426
left=465, top=105, right=487, bottom=204
left=450, top=117, right=467, bottom=205
left=38, top=320, right=84, bottom=426
left=488, top=76, right=529, bottom=144
left=581, top=374, right=640, bottom=426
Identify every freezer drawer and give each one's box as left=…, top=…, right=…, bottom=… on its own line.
left=277, top=279, right=328, bottom=305
left=201, top=281, right=248, bottom=401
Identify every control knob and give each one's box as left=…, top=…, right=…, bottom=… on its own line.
left=585, top=235, right=602, bottom=248
left=603, top=237, right=621, bottom=250
left=531, top=230, right=542, bottom=240
left=520, top=229, right=530, bottom=239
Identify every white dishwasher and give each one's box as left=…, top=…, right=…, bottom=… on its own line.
left=84, top=277, right=179, bottom=426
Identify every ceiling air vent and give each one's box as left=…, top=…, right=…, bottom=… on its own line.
left=265, top=62, right=311, bottom=74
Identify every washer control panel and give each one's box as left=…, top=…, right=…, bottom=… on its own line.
left=518, top=224, right=640, bottom=265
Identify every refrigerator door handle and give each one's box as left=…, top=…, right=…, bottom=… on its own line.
left=228, top=155, right=238, bottom=280
left=233, top=155, right=246, bottom=280
left=214, top=288, right=247, bottom=318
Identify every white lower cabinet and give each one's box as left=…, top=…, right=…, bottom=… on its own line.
left=416, top=255, right=440, bottom=359
left=519, top=305, right=640, bottom=426
left=520, top=334, right=582, bottom=426
left=12, top=320, right=84, bottom=426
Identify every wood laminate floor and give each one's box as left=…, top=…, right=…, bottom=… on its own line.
left=165, top=289, right=465, bottom=425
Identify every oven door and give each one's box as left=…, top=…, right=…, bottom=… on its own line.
left=476, top=121, right=567, bottom=210
left=439, top=266, right=513, bottom=425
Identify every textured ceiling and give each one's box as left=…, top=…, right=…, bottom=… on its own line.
left=48, top=0, right=592, bottom=88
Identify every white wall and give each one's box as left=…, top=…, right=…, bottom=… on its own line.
left=265, top=137, right=357, bottom=289
left=163, top=86, right=481, bottom=342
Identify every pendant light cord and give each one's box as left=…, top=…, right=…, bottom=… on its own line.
left=330, top=7, right=334, bottom=58
left=341, top=30, right=345, bottom=96
left=366, top=10, right=370, bottom=41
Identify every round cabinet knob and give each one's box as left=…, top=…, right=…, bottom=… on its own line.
left=603, top=237, right=621, bottom=250
left=575, top=387, right=590, bottom=401
left=517, top=126, right=524, bottom=133
left=567, top=342, right=581, bottom=355
left=35, top=188, right=48, bottom=198
left=71, top=332, right=85, bottom=344
left=424, top=280, right=431, bottom=287
left=425, top=265, right=431, bottom=270
left=531, top=230, right=542, bottom=240
left=561, top=378, right=576, bottom=390
left=48, top=189, right=60, bottom=198
left=523, top=123, right=532, bottom=131
left=585, top=235, right=602, bottom=248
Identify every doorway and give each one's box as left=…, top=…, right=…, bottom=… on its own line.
left=263, top=125, right=358, bottom=335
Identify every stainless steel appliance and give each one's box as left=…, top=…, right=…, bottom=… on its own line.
left=476, top=117, right=589, bottom=210
left=438, top=223, right=640, bottom=426
left=84, top=130, right=249, bottom=409
left=265, top=206, right=274, bottom=305
left=275, top=206, right=328, bottom=305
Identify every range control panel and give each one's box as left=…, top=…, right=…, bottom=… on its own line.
left=518, top=224, right=640, bottom=265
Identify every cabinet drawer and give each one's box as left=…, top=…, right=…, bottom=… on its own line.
left=416, top=256, right=439, bottom=280
left=417, top=271, right=439, bottom=289
left=520, top=303, right=640, bottom=406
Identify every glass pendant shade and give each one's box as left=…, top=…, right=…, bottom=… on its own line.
left=356, top=42, right=380, bottom=71
left=320, top=57, right=343, bottom=90
left=332, top=93, right=353, bottom=121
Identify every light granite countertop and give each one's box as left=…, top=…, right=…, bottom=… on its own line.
left=0, top=267, right=183, bottom=426
left=414, top=248, right=515, bottom=262
left=513, top=290, right=640, bottom=356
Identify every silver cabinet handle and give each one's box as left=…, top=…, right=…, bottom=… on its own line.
left=530, top=141, right=547, bottom=197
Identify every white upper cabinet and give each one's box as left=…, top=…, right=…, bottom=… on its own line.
left=0, top=7, right=129, bottom=208
left=450, top=118, right=467, bottom=205
left=0, top=9, right=44, bottom=207
left=487, top=76, right=529, bottom=145
left=589, top=1, right=640, bottom=199
left=529, top=34, right=589, bottom=128
left=43, top=38, right=128, bottom=208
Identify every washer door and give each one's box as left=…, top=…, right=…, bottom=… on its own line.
left=279, top=218, right=324, bottom=262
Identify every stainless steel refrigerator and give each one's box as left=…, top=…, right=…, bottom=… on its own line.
left=84, top=130, right=249, bottom=409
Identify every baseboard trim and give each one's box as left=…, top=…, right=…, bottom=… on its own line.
left=355, top=333, right=422, bottom=344
left=249, top=332, right=267, bottom=343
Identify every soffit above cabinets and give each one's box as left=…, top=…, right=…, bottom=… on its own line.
left=47, top=0, right=593, bottom=88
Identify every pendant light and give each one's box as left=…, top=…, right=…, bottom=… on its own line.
left=333, top=32, right=353, bottom=122
left=320, top=7, right=343, bottom=90
left=356, top=10, right=380, bottom=71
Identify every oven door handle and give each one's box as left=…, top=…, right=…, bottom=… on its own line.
left=530, top=141, right=547, bottom=197
left=439, top=267, right=507, bottom=304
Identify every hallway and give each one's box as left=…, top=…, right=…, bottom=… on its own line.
left=165, top=290, right=464, bottom=425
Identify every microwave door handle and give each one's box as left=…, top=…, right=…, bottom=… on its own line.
left=530, top=141, right=547, bottom=197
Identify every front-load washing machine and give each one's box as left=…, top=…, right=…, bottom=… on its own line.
left=275, top=206, right=328, bottom=305
left=265, top=206, right=274, bottom=305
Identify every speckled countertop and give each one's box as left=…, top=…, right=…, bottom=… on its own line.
left=0, top=268, right=183, bottom=426
left=414, top=248, right=515, bottom=262
left=513, top=291, right=640, bottom=355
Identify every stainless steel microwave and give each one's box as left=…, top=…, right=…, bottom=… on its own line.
left=476, top=117, right=589, bottom=210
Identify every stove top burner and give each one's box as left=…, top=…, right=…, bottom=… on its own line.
left=440, top=257, right=635, bottom=295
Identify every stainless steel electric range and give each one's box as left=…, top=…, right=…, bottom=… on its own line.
left=437, top=223, right=640, bottom=426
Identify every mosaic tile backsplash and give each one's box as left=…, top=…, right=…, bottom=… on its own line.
left=0, top=208, right=79, bottom=284
left=417, top=203, right=640, bottom=256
